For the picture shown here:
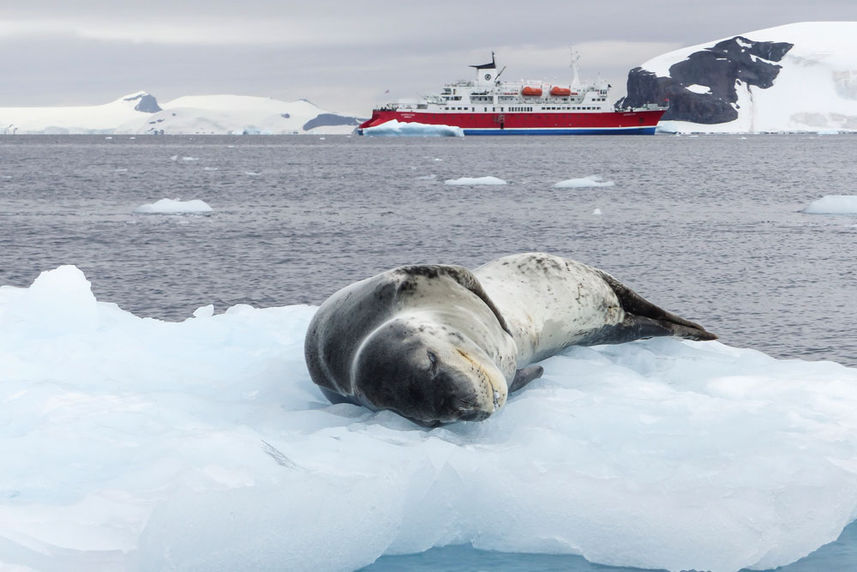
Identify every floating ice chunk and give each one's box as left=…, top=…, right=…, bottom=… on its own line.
left=362, top=119, right=464, bottom=137
left=444, top=176, right=507, bottom=186
left=134, top=198, right=213, bottom=214
left=804, top=195, right=857, bottom=214
left=4, top=266, right=857, bottom=571
left=554, top=175, right=615, bottom=188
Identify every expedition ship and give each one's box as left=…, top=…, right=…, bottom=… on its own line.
left=358, top=53, right=666, bottom=135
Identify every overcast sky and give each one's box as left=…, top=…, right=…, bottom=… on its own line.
left=2, top=1, right=856, bottom=115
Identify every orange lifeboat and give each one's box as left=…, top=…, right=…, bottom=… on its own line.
left=521, top=86, right=543, bottom=97
left=550, top=86, right=572, bottom=97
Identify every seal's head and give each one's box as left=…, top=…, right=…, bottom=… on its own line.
left=352, top=318, right=508, bottom=426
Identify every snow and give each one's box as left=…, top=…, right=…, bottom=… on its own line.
left=804, top=195, right=857, bottom=214
left=0, top=92, right=361, bottom=135
left=134, top=198, right=213, bottom=215
left=362, top=119, right=464, bottom=137
left=3, top=266, right=857, bottom=571
left=554, top=175, right=615, bottom=188
left=444, top=176, right=507, bottom=186
left=685, top=84, right=712, bottom=95
left=644, top=22, right=857, bottom=133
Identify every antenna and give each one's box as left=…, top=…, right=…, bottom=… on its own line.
left=570, top=46, right=581, bottom=88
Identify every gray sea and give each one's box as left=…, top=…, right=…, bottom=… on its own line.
left=1, top=133, right=856, bottom=570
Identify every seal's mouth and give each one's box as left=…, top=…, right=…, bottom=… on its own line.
left=455, top=348, right=506, bottom=411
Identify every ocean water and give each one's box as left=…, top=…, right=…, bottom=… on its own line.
left=1, top=134, right=857, bottom=570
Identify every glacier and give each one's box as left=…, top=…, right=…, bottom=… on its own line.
left=3, top=266, right=857, bottom=571
left=630, top=22, right=857, bottom=134
left=0, top=92, right=363, bottom=135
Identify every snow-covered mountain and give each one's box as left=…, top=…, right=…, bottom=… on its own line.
left=619, top=22, right=857, bottom=133
left=0, top=92, right=364, bottom=135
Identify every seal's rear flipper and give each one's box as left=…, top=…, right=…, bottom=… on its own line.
left=510, top=365, right=544, bottom=393
left=598, top=270, right=717, bottom=341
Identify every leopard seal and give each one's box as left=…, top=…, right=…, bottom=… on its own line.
left=304, top=252, right=715, bottom=426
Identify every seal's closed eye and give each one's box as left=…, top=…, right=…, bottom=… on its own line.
left=427, top=350, right=439, bottom=375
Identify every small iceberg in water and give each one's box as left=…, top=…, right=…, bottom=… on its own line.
left=134, top=198, right=213, bottom=215
left=444, top=176, right=507, bottom=186
left=554, top=175, right=615, bottom=188
left=803, top=195, right=857, bottom=215
left=362, top=120, right=464, bottom=137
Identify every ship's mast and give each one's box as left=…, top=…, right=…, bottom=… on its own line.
left=570, top=47, right=581, bottom=88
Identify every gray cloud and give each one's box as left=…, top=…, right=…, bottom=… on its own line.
left=1, top=1, right=856, bottom=114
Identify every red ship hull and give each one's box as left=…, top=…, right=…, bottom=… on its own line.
left=358, top=109, right=665, bottom=135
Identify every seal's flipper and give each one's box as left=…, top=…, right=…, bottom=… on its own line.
left=510, top=365, right=544, bottom=393
left=597, top=270, right=717, bottom=341
left=320, top=386, right=361, bottom=406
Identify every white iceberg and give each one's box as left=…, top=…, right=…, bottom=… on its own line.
left=2, top=266, right=857, bottom=572
left=804, top=195, right=857, bottom=214
left=444, top=176, right=507, bottom=186
left=362, top=119, right=464, bottom=137
left=134, top=198, right=213, bottom=214
left=554, top=175, right=615, bottom=188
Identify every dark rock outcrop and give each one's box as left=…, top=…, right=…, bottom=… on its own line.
left=124, top=93, right=162, bottom=113
left=617, top=36, right=793, bottom=124
left=302, top=113, right=364, bottom=131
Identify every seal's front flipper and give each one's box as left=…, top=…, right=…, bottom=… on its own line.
left=510, top=365, right=544, bottom=393
left=320, top=386, right=361, bottom=406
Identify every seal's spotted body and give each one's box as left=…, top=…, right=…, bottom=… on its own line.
left=304, top=253, right=715, bottom=426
